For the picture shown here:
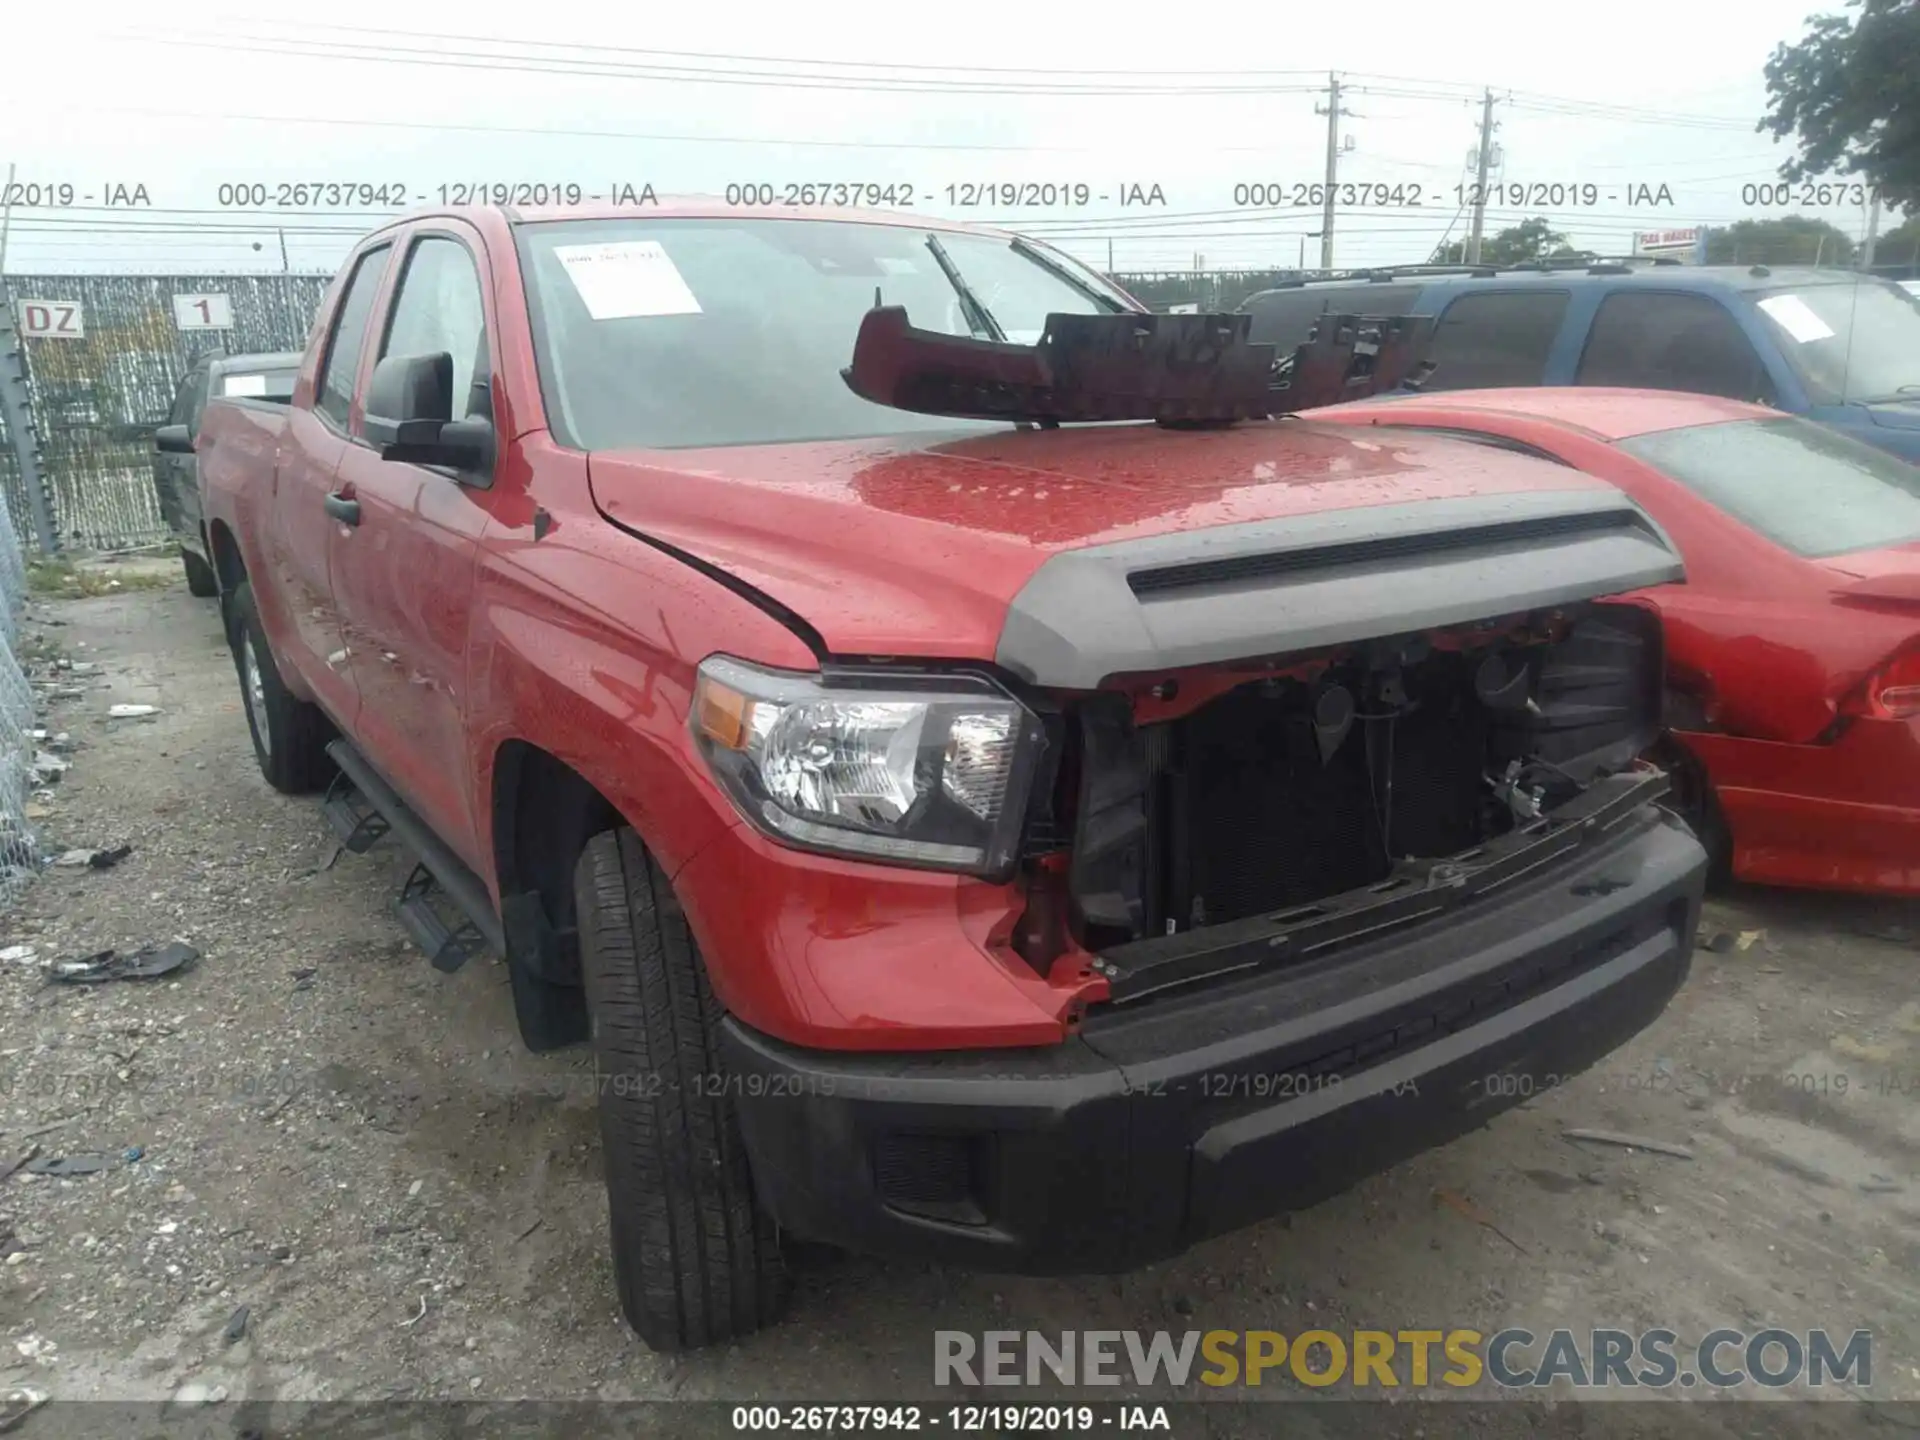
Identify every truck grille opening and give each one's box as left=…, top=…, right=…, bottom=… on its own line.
left=1062, top=602, right=1662, bottom=951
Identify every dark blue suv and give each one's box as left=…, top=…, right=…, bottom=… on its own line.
left=1241, top=261, right=1920, bottom=462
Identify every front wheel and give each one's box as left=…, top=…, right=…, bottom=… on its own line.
left=573, top=827, right=791, bottom=1351
left=227, top=580, right=334, bottom=794
left=180, top=545, right=218, bottom=598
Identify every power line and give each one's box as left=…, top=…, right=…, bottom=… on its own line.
left=130, top=30, right=1330, bottom=96
left=221, top=23, right=1335, bottom=79
left=126, top=27, right=1766, bottom=126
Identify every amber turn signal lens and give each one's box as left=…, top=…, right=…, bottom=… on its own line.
left=693, top=676, right=753, bottom=750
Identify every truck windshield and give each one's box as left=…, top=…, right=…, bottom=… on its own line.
left=1618, top=414, right=1920, bottom=558
left=514, top=217, right=1131, bottom=450
left=1747, top=279, right=1920, bottom=407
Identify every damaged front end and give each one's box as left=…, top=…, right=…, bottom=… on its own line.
left=1045, top=603, right=1670, bottom=1003
left=998, top=491, right=1689, bottom=1006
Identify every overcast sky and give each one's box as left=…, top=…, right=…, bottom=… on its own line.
left=0, top=0, right=1879, bottom=278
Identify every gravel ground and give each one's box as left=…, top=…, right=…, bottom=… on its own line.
left=2, top=573, right=1918, bottom=1433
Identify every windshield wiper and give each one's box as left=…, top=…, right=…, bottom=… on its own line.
left=1008, top=237, right=1128, bottom=313
left=925, top=235, right=1006, bottom=343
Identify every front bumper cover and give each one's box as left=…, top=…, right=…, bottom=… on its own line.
left=718, top=804, right=1706, bottom=1273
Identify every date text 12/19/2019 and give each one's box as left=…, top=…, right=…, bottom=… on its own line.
left=730, top=1404, right=1172, bottom=1431
left=719, top=182, right=1169, bottom=208
left=211, top=182, right=661, bottom=209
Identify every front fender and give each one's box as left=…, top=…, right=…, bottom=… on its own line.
left=462, top=514, right=818, bottom=895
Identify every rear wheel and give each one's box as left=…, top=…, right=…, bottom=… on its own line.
left=573, top=827, right=790, bottom=1351
left=228, top=580, right=334, bottom=794
left=180, top=545, right=218, bottom=599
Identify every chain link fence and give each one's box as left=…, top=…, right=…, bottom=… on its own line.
left=0, top=274, right=330, bottom=553
left=0, top=479, right=37, bottom=902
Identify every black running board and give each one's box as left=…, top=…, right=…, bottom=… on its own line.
left=325, top=740, right=504, bottom=970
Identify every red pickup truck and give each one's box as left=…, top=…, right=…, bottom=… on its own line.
left=174, top=202, right=1707, bottom=1353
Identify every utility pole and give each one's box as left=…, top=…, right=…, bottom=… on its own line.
left=1314, top=74, right=1342, bottom=270
left=278, top=227, right=290, bottom=275
left=1466, top=89, right=1498, bottom=265
left=1861, top=191, right=1882, bottom=272
left=0, top=302, right=58, bottom=556
left=1106, top=237, right=1113, bottom=273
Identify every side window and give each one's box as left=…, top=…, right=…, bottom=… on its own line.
left=380, top=237, right=489, bottom=422
left=166, top=369, right=204, bottom=428
left=1243, top=285, right=1421, bottom=352
left=1423, top=291, right=1569, bottom=390
left=1576, top=292, right=1774, bottom=402
left=187, top=369, right=216, bottom=434
left=316, top=245, right=392, bottom=430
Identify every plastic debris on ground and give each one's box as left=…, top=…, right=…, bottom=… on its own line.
left=107, top=703, right=160, bottom=719
left=49, top=941, right=198, bottom=985
left=0, top=1386, right=49, bottom=1432
left=23, top=1153, right=118, bottom=1177
left=49, top=844, right=133, bottom=870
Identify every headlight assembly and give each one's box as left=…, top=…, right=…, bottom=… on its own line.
left=690, top=656, right=1046, bottom=878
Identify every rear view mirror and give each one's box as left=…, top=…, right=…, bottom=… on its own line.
left=363, top=352, right=492, bottom=472
left=154, top=424, right=193, bottom=455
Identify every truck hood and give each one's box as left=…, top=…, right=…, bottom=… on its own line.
left=587, top=421, right=1685, bottom=687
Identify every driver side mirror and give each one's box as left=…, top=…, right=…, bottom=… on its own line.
left=363, top=352, right=493, bottom=474
left=154, top=423, right=193, bottom=456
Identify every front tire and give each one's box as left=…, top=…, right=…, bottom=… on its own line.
left=573, top=827, right=790, bottom=1351
left=228, top=580, right=334, bottom=794
left=181, top=545, right=218, bottom=598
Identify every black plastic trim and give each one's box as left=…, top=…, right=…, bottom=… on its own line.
left=1127, top=510, right=1634, bottom=596
left=1095, top=767, right=1669, bottom=1003
left=326, top=739, right=504, bottom=955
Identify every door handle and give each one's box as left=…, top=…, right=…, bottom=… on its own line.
left=324, top=492, right=361, bottom=526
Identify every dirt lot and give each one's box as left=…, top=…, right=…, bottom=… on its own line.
left=2, top=571, right=1918, bottom=1431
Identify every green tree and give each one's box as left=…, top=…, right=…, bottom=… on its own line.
left=1875, top=211, right=1920, bottom=265
left=1761, top=0, right=1920, bottom=211
left=1704, top=215, right=1856, bottom=265
left=1430, top=217, right=1585, bottom=266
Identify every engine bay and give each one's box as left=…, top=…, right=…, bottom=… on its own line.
left=1057, top=602, right=1664, bottom=953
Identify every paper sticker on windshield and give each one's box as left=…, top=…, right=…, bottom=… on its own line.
left=555, top=241, right=702, bottom=320
left=223, top=373, right=269, bottom=397
left=1757, top=294, right=1836, bottom=344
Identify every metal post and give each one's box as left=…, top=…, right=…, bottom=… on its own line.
left=1861, top=192, right=1881, bottom=271
left=1466, top=90, right=1497, bottom=265
left=0, top=163, right=15, bottom=277
left=278, top=227, right=290, bottom=274
left=1315, top=74, right=1341, bottom=270
left=0, top=296, right=59, bottom=555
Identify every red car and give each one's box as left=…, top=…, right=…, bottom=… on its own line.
left=1308, top=387, right=1920, bottom=896
left=173, top=206, right=1706, bottom=1352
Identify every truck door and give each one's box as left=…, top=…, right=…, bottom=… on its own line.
left=266, top=242, right=392, bottom=727
left=326, top=227, right=494, bottom=870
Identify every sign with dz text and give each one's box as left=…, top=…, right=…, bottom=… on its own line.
left=14, top=299, right=84, bottom=338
